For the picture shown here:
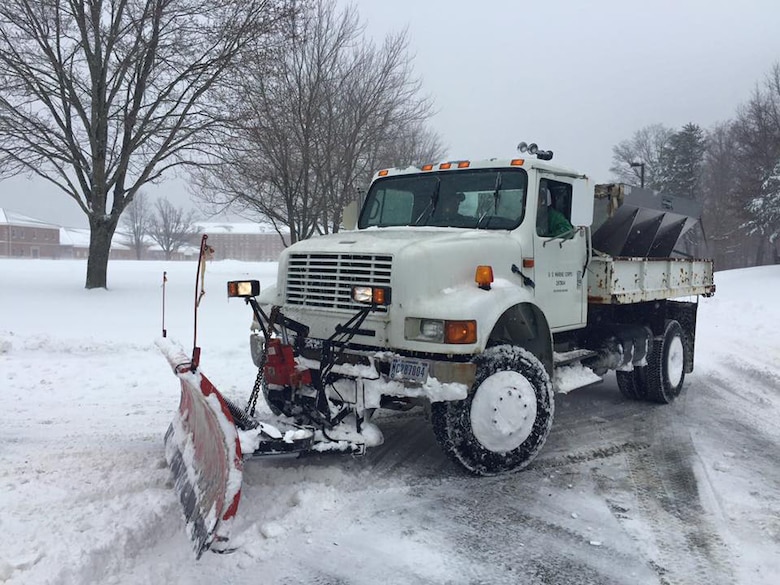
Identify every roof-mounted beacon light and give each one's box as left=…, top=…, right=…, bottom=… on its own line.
left=517, top=141, right=554, bottom=161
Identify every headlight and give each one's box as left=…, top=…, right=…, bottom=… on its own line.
left=351, top=286, right=391, bottom=305
left=227, top=280, right=260, bottom=298
left=405, top=318, right=477, bottom=344
left=420, top=319, right=445, bottom=342
left=352, top=286, right=373, bottom=303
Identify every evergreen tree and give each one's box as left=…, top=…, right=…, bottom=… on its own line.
left=657, top=123, right=707, bottom=199
left=745, top=159, right=780, bottom=247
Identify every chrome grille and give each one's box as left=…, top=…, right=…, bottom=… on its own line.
left=286, top=253, right=393, bottom=312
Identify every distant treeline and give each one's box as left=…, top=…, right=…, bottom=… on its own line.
left=610, top=64, right=780, bottom=270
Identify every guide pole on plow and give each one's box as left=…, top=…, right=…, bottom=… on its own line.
left=158, top=235, right=243, bottom=558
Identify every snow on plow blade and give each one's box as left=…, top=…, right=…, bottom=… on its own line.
left=157, top=338, right=242, bottom=559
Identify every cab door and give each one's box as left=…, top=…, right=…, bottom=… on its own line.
left=532, top=176, right=588, bottom=330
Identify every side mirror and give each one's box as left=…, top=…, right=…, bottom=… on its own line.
left=342, top=201, right=358, bottom=231
left=570, top=176, right=594, bottom=227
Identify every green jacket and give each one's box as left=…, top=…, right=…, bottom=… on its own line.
left=547, top=208, right=573, bottom=236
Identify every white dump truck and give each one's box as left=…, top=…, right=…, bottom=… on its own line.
left=160, top=146, right=715, bottom=555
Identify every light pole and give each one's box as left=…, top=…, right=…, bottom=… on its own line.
left=630, top=161, right=645, bottom=189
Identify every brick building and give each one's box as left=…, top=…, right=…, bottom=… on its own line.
left=58, top=227, right=137, bottom=260
left=0, top=210, right=286, bottom=262
left=0, top=208, right=62, bottom=258
left=194, top=222, right=286, bottom=261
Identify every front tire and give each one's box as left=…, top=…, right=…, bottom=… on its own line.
left=431, top=345, right=554, bottom=476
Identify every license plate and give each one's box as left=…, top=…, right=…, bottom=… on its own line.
left=389, top=358, right=429, bottom=383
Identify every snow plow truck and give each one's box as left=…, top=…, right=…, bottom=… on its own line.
left=159, top=143, right=715, bottom=557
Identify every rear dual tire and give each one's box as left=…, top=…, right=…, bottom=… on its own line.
left=616, top=319, right=686, bottom=404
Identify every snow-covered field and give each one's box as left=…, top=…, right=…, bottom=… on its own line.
left=1, top=259, right=779, bottom=585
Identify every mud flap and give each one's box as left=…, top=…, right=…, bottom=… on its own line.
left=157, top=339, right=242, bottom=559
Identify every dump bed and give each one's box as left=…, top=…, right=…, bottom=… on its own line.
left=587, top=255, right=715, bottom=305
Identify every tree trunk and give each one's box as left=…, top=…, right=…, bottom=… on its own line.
left=85, top=216, right=119, bottom=289
left=754, top=239, right=765, bottom=267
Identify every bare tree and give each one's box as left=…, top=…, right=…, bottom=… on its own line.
left=699, top=123, right=747, bottom=269
left=0, top=0, right=294, bottom=288
left=610, top=124, right=674, bottom=189
left=120, top=191, right=151, bottom=260
left=373, top=123, right=446, bottom=170
left=195, top=0, right=443, bottom=245
left=148, top=198, right=197, bottom=260
left=731, top=64, right=780, bottom=265
left=310, top=15, right=444, bottom=236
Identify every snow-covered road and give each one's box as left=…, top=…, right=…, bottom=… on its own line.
left=1, top=260, right=778, bottom=584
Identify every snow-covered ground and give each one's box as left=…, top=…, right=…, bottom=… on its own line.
left=1, top=259, right=779, bottom=585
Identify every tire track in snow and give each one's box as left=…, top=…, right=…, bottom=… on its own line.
left=347, top=395, right=663, bottom=583
left=617, top=392, right=737, bottom=585
left=534, top=379, right=738, bottom=584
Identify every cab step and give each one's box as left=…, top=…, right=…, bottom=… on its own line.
left=553, top=349, right=599, bottom=368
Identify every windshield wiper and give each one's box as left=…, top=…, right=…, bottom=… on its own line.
left=476, top=173, right=502, bottom=230
left=413, top=177, right=441, bottom=225
left=492, top=172, right=502, bottom=211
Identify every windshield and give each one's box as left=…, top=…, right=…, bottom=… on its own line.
left=358, top=168, right=528, bottom=230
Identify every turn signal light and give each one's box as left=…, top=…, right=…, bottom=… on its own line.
left=475, top=265, right=494, bottom=290
left=373, top=287, right=387, bottom=305
left=445, top=320, right=477, bottom=344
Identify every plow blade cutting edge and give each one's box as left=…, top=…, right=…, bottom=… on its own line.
left=157, top=338, right=242, bottom=559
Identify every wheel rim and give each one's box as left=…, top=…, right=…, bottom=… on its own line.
left=666, top=335, right=684, bottom=387
left=470, top=370, right=538, bottom=453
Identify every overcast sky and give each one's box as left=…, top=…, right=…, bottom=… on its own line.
left=1, top=0, right=779, bottom=228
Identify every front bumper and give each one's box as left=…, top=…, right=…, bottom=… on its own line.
left=250, top=331, right=476, bottom=400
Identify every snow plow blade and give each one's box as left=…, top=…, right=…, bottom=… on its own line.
left=157, top=338, right=242, bottom=559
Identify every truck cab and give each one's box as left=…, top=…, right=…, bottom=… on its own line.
left=358, top=158, right=594, bottom=332
left=265, top=158, right=594, bottom=363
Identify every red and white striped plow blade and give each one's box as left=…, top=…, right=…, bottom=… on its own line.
left=157, top=338, right=243, bottom=559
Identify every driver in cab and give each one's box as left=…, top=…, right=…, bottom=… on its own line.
left=537, top=185, right=573, bottom=237
left=430, top=192, right=472, bottom=227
